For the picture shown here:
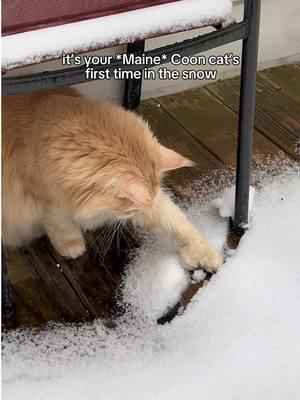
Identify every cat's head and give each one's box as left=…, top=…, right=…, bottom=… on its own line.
left=54, top=103, right=194, bottom=220
left=69, top=144, right=193, bottom=221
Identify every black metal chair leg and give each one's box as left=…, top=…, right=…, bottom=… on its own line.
left=233, top=0, right=261, bottom=235
left=123, top=40, right=145, bottom=109
left=2, top=244, right=15, bottom=322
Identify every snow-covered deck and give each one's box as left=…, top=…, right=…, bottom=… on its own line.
left=3, top=63, right=300, bottom=400
left=4, top=62, right=299, bottom=329
left=2, top=0, right=232, bottom=70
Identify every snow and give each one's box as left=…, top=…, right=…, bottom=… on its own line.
left=212, top=185, right=255, bottom=218
left=191, top=268, right=207, bottom=282
left=2, top=157, right=300, bottom=400
left=2, top=0, right=232, bottom=70
left=121, top=242, right=190, bottom=319
left=120, top=193, right=228, bottom=320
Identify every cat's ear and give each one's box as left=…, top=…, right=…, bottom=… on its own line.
left=117, top=181, right=152, bottom=208
left=158, top=145, right=194, bottom=172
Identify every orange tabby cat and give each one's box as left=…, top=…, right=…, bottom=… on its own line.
left=2, top=87, right=222, bottom=271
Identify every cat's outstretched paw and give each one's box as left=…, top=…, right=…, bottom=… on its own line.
left=55, top=238, right=86, bottom=259
left=180, top=239, right=223, bottom=272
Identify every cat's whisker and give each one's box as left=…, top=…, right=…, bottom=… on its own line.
left=115, top=220, right=122, bottom=256
left=100, top=222, right=118, bottom=260
left=94, top=224, right=113, bottom=262
left=119, top=224, right=131, bottom=249
left=106, top=221, right=121, bottom=256
left=106, top=220, right=121, bottom=257
left=86, top=233, right=101, bottom=261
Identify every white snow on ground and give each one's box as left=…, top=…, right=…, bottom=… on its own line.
left=212, top=185, right=255, bottom=218
left=2, top=158, right=300, bottom=400
left=121, top=190, right=228, bottom=319
left=2, top=0, right=232, bottom=70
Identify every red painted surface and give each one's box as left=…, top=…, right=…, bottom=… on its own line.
left=2, top=0, right=179, bottom=36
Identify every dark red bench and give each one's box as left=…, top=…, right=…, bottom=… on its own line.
left=2, top=0, right=177, bottom=35
left=2, top=0, right=231, bottom=72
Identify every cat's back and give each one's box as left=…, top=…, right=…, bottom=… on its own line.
left=3, top=92, right=38, bottom=130
left=3, top=87, right=81, bottom=155
left=3, top=87, right=80, bottom=130
left=3, top=87, right=155, bottom=170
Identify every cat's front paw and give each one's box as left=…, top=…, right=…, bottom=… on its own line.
left=180, top=239, right=223, bottom=272
left=55, top=238, right=86, bottom=259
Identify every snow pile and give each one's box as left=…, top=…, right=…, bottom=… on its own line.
left=212, top=185, right=255, bottom=218
left=3, top=0, right=232, bottom=70
left=121, top=198, right=228, bottom=319
left=120, top=241, right=190, bottom=319
left=2, top=159, right=300, bottom=400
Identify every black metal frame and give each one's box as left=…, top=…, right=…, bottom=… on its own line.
left=234, top=0, right=260, bottom=233
left=1, top=0, right=261, bottom=317
left=124, top=40, right=145, bottom=109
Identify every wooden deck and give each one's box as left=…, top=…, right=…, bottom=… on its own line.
left=3, top=62, right=300, bottom=329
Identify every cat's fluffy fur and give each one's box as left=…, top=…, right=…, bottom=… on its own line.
left=2, top=87, right=222, bottom=271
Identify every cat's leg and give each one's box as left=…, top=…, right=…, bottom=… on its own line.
left=43, top=206, right=85, bottom=258
left=133, top=190, right=223, bottom=272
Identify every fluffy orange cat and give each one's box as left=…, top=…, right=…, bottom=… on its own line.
left=2, top=87, right=222, bottom=272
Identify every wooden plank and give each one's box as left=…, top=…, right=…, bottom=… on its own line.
left=259, top=63, right=300, bottom=103
left=44, top=225, right=140, bottom=324
left=137, top=99, right=223, bottom=189
left=157, top=88, right=280, bottom=165
left=206, top=74, right=300, bottom=159
left=5, top=244, right=91, bottom=328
